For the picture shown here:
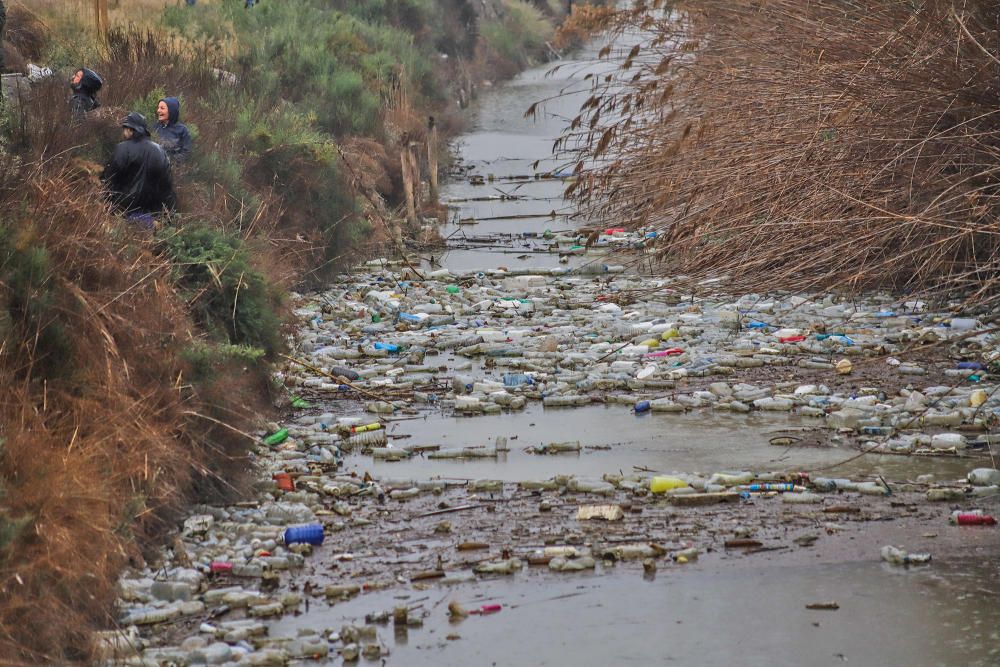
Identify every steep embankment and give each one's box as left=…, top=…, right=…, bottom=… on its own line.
left=0, top=0, right=573, bottom=662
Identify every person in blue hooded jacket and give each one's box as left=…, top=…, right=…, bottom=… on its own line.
left=154, top=97, right=193, bottom=163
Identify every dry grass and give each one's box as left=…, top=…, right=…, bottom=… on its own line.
left=0, top=160, right=261, bottom=664
left=554, top=0, right=1000, bottom=307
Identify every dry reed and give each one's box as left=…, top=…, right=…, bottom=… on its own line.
left=553, top=0, right=1000, bottom=307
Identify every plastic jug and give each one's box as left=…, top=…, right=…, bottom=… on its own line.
left=283, top=524, right=325, bottom=546
left=650, top=476, right=689, bottom=493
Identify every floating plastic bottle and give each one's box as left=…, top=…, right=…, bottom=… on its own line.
left=644, top=347, right=683, bottom=358
left=373, top=342, right=399, bottom=352
left=949, top=510, right=996, bottom=526
left=351, top=422, right=382, bottom=434
left=209, top=561, right=233, bottom=574
left=330, top=366, right=360, bottom=380
left=283, top=524, right=325, bottom=546
left=263, top=428, right=289, bottom=446
left=273, top=472, right=295, bottom=492
left=634, top=400, right=651, bottom=414
left=740, top=482, right=796, bottom=493
left=502, top=373, right=534, bottom=387
left=649, top=476, right=688, bottom=493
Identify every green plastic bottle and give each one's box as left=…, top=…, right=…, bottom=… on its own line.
left=263, top=428, right=289, bottom=446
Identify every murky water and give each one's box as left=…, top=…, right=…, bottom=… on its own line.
left=435, top=37, right=627, bottom=273
left=354, top=404, right=979, bottom=483
left=271, top=558, right=1000, bottom=666
left=291, top=31, right=1000, bottom=667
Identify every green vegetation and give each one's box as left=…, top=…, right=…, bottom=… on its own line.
left=0, top=0, right=576, bottom=661
left=162, top=224, right=283, bottom=355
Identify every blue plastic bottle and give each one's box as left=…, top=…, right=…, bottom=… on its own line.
left=635, top=400, right=651, bottom=414
left=283, top=524, right=325, bottom=546
left=503, top=373, right=533, bottom=387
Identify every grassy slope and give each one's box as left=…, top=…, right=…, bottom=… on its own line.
left=0, top=0, right=567, bottom=662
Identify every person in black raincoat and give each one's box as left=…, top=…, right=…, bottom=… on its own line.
left=69, top=67, right=103, bottom=115
left=153, top=97, right=193, bottom=163
left=102, top=112, right=176, bottom=218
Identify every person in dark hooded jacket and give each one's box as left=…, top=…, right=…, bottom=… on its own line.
left=154, top=97, right=193, bottom=163
left=102, top=112, right=176, bottom=218
left=69, top=67, right=103, bottom=115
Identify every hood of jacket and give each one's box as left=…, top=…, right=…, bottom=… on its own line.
left=122, top=111, right=150, bottom=137
left=160, top=97, right=181, bottom=125
left=74, top=68, right=103, bottom=96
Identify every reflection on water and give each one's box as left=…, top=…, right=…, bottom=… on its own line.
left=271, top=558, right=1000, bottom=667
left=343, top=403, right=981, bottom=484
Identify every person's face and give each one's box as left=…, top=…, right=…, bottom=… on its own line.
left=71, top=70, right=84, bottom=86
left=156, top=101, right=169, bottom=123
left=123, top=127, right=134, bottom=140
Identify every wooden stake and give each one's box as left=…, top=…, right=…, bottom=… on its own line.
left=94, top=0, right=109, bottom=38
left=401, top=147, right=417, bottom=226
left=427, top=116, right=439, bottom=204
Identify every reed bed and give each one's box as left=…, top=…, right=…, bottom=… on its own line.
left=555, top=0, right=1000, bottom=307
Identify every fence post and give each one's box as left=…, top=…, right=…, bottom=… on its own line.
left=427, top=116, right=439, bottom=204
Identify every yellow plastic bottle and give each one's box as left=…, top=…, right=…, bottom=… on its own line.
left=650, top=476, right=689, bottom=493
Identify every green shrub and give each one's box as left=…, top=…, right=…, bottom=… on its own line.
left=182, top=342, right=266, bottom=381
left=161, top=224, right=282, bottom=355
left=0, top=226, right=73, bottom=377
left=480, top=0, right=552, bottom=70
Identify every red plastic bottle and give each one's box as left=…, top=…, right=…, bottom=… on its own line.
left=952, top=512, right=997, bottom=526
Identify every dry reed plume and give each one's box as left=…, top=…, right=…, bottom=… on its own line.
left=554, top=0, right=1000, bottom=307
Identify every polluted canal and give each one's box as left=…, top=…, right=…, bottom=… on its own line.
left=106, top=34, right=1000, bottom=667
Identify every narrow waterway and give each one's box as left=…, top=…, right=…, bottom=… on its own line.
left=108, top=27, right=1000, bottom=667
left=277, top=36, right=1000, bottom=667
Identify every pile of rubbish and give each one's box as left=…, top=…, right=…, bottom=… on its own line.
left=103, top=262, right=1000, bottom=665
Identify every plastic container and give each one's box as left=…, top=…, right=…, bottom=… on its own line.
left=650, top=476, right=689, bottom=493
left=741, top=483, right=795, bottom=493
left=930, top=433, right=967, bottom=450
left=636, top=364, right=657, bottom=380
left=373, top=342, right=399, bottom=352
left=634, top=400, right=651, bottom=414
left=949, top=510, right=996, bottom=526
left=452, top=375, right=474, bottom=394
left=263, top=428, right=289, bottom=446
left=644, top=347, right=683, bottom=358
left=949, top=318, right=979, bottom=330
left=346, top=429, right=387, bottom=448
left=967, top=468, right=1000, bottom=486
left=502, top=373, right=534, bottom=387
left=209, top=561, right=233, bottom=574
left=330, top=366, right=360, bottom=381
left=283, top=524, right=325, bottom=546
left=350, top=422, right=382, bottom=433
left=273, top=472, right=295, bottom=492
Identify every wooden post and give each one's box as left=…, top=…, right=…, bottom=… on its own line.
left=94, top=0, right=109, bottom=39
left=427, top=116, right=439, bottom=204
left=401, top=147, right=417, bottom=226
left=407, top=141, right=421, bottom=209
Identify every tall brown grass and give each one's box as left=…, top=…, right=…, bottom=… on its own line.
left=556, top=0, right=1000, bottom=307
left=0, top=159, right=261, bottom=664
